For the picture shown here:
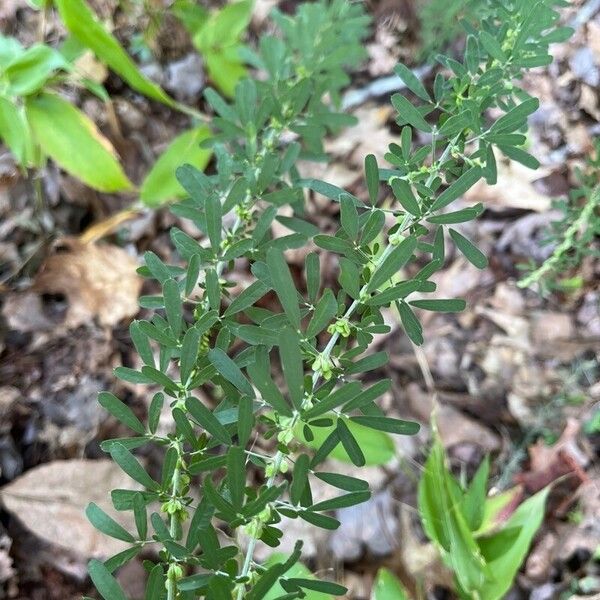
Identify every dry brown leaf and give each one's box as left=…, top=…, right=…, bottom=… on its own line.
left=0, top=459, right=139, bottom=558
left=32, top=237, right=142, bottom=328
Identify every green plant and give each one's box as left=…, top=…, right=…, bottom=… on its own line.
left=0, top=34, right=131, bottom=192
left=419, top=434, right=548, bottom=600
left=518, top=140, right=600, bottom=292
left=86, top=1, right=570, bottom=598
left=372, top=569, right=410, bottom=600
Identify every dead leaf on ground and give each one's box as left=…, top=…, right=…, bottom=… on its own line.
left=0, top=459, right=139, bottom=558
left=29, top=237, right=141, bottom=328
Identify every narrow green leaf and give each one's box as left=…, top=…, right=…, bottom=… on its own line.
left=247, top=349, right=293, bottom=417
left=180, top=326, right=201, bottom=384
left=315, top=472, right=369, bottom=492
left=129, top=321, right=155, bottom=367
left=186, top=396, right=232, bottom=445
left=55, top=0, right=173, bottom=106
left=372, top=568, right=410, bottom=600
left=309, top=490, right=370, bottom=512
left=133, top=492, right=148, bottom=540
left=224, top=280, right=269, bottom=317
left=426, top=204, right=484, bottom=224
left=305, top=252, right=321, bottom=303
left=391, top=178, right=420, bottom=216
left=350, top=416, right=420, bottom=435
left=267, top=247, right=301, bottom=328
left=110, top=443, right=159, bottom=490
left=449, top=228, right=488, bottom=269
left=290, top=453, right=310, bottom=505
left=336, top=419, right=365, bottom=467
left=366, top=236, right=417, bottom=292
left=306, top=289, right=338, bottom=338
left=208, top=348, right=254, bottom=397
left=98, top=392, right=145, bottom=435
left=227, top=446, right=246, bottom=510
left=340, top=193, right=359, bottom=238
left=88, top=559, right=128, bottom=600
left=205, top=193, right=223, bottom=252
left=391, top=93, right=432, bottom=132
left=394, top=63, right=431, bottom=101
left=498, top=144, right=540, bottom=169
left=163, top=278, right=183, bottom=335
left=479, top=31, right=506, bottom=62
left=278, top=328, right=304, bottom=410
left=286, top=578, right=347, bottom=596
left=430, top=167, right=482, bottom=212
left=491, top=98, right=539, bottom=134
left=364, top=154, right=380, bottom=204
left=409, top=298, right=466, bottom=312
left=86, top=503, right=135, bottom=543
left=397, top=301, right=423, bottom=345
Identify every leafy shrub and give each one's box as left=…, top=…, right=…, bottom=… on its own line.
left=86, top=0, right=571, bottom=598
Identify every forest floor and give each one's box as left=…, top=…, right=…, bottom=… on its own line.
left=0, top=0, right=599, bottom=599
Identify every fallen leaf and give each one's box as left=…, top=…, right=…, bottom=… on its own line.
left=32, top=237, right=142, bottom=328
left=0, top=459, right=139, bottom=558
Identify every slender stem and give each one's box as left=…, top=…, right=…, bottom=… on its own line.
left=167, top=442, right=182, bottom=600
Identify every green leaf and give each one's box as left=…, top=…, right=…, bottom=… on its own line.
left=314, top=472, right=369, bottom=492
left=397, top=301, right=423, bottom=345
left=409, top=298, right=466, bottom=312
left=227, top=445, right=246, bottom=510
left=0, top=97, right=31, bottom=165
left=129, top=321, right=154, bottom=367
left=462, top=456, right=489, bottom=531
left=498, top=144, right=540, bottom=170
left=208, top=348, right=254, bottom=397
left=88, top=559, right=128, bottom=600
left=490, top=98, right=539, bottom=134
left=25, top=93, right=131, bottom=192
left=364, top=154, right=380, bottom=204
left=303, top=382, right=361, bottom=420
left=186, top=396, right=232, bottom=445
left=205, top=193, right=223, bottom=252
left=224, top=280, right=270, bottom=317
left=394, top=63, right=431, bottom=102
left=430, top=167, right=482, bottom=212
left=132, top=492, right=148, bottom=540
left=262, top=553, right=334, bottom=600
left=391, top=93, right=432, bottom=132
left=110, top=443, right=159, bottom=490
left=298, top=417, right=394, bottom=466
left=247, top=348, right=293, bottom=417
left=140, top=127, right=212, bottom=206
left=372, top=568, right=410, bottom=600
left=144, top=564, right=165, bottom=600
left=86, top=502, right=135, bottom=543
left=340, top=193, right=359, bottom=238
left=391, top=178, right=420, bottom=216
left=366, top=236, right=417, bottom=293
left=449, top=228, right=488, bottom=269
left=237, top=396, right=254, bottom=447
left=426, top=204, right=484, bottom=224
left=306, top=289, right=338, bottom=338
left=5, top=44, right=67, bottom=96
left=55, top=0, right=174, bottom=106
left=479, top=31, right=506, bottom=62
left=305, top=253, right=321, bottom=303
left=98, top=392, right=145, bottom=435
left=286, top=578, right=347, bottom=596
left=266, top=247, right=301, bottom=328
left=336, top=418, right=365, bottom=467
left=290, top=453, right=310, bottom=505
left=163, top=279, right=183, bottom=335
left=477, top=488, right=549, bottom=600
left=278, top=328, right=305, bottom=410
left=350, top=416, right=420, bottom=435
left=309, top=491, right=370, bottom=512
left=180, top=326, right=201, bottom=384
